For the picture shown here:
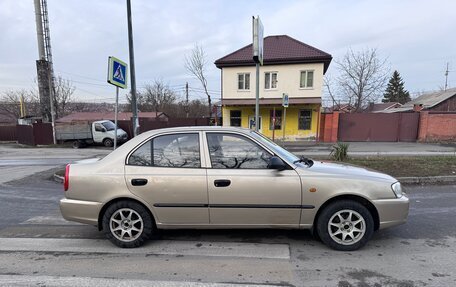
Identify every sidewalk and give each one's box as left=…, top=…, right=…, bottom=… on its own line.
left=279, top=141, right=456, bottom=157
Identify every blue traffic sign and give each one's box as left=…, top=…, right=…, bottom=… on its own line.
left=282, top=93, right=289, bottom=108
left=108, top=56, right=128, bottom=89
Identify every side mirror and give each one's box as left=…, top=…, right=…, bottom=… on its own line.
left=268, top=156, right=286, bottom=171
left=101, top=127, right=107, bottom=133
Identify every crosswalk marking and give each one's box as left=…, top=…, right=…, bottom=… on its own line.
left=0, top=238, right=290, bottom=260
left=0, top=275, right=282, bottom=287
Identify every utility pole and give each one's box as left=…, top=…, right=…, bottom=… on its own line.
left=126, top=0, right=139, bottom=137
left=34, top=0, right=56, bottom=144
left=444, top=62, right=449, bottom=91
left=185, top=82, right=189, bottom=118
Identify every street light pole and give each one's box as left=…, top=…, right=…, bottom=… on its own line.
left=126, top=0, right=139, bottom=137
left=255, top=63, right=260, bottom=132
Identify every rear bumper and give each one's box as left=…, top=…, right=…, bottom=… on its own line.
left=373, top=194, right=410, bottom=229
left=59, top=198, right=102, bottom=226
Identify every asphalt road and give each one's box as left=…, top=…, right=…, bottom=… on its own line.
left=0, top=163, right=455, bottom=286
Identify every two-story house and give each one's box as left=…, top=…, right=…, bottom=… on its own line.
left=214, top=35, right=332, bottom=140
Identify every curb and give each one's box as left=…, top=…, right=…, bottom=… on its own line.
left=54, top=173, right=64, bottom=184
left=398, top=176, right=456, bottom=184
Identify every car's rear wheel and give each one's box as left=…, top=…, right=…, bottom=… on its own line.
left=102, top=201, right=154, bottom=248
left=316, top=200, right=374, bottom=251
left=103, top=138, right=113, bottom=147
left=72, top=140, right=81, bottom=149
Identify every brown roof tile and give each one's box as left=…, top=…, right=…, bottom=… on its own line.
left=215, top=35, right=332, bottom=72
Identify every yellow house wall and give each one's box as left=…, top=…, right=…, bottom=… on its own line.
left=222, top=104, right=320, bottom=141
left=222, top=63, right=325, bottom=100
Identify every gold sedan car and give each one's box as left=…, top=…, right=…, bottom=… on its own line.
left=60, top=127, right=409, bottom=251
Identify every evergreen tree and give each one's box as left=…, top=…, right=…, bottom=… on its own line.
left=382, top=70, right=411, bottom=104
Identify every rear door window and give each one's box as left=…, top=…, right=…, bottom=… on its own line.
left=128, top=133, right=200, bottom=168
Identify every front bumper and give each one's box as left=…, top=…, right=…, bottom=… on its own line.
left=373, top=194, right=410, bottom=229
left=60, top=198, right=102, bottom=226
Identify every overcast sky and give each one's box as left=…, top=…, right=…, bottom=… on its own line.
left=1, top=0, right=455, bottom=105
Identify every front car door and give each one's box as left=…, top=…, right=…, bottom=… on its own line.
left=204, top=132, right=302, bottom=227
left=124, top=132, right=209, bottom=226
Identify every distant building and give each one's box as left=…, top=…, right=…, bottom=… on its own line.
left=215, top=35, right=332, bottom=140
left=366, top=102, right=402, bottom=113
left=56, top=111, right=168, bottom=123
left=0, top=112, right=16, bottom=125
left=324, top=103, right=356, bottom=114
left=380, top=88, right=456, bottom=113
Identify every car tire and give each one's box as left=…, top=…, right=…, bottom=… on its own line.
left=103, top=138, right=113, bottom=147
left=316, top=200, right=374, bottom=251
left=102, top=201, right=155, bottom=248
left=72, top=140, right=81, bottom=149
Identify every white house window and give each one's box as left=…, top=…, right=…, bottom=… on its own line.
left=300, top=71, right=314, bottom=88
left=238, top=73, right=250, bottom=90
left=265, top=72, right=278, bottom=89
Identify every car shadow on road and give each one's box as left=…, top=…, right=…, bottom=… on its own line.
left=158, top=228, right=315, bottom=244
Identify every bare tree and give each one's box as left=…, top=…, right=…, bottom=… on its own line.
left=323, top=75, right=339, bottom=109
left=335, top=48, right=389, bottom=112
left=0, top=90, right=40, bottom=120
left=185, top=44, right=212, bottom=118
left=143, top=80, right=177, bottom=114
left=53, top=76, right=75, bottom=119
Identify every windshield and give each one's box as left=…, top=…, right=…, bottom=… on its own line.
left=249, top=131, right=300, bottom=164
left=101, top=121, right=116, bottom=131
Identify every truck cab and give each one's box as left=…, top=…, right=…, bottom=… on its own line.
left=92, top=120, right=128, bottom=147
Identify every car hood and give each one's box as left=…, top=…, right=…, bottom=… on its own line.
left=297, top=160, right=397, bottom=182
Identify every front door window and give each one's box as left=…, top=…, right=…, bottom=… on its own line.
left=206, top=133, right=272, bottom=169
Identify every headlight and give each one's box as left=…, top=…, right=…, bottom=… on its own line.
left=391, top=182, right=403, bottom=198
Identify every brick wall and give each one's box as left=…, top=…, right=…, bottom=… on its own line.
left=418, top=111, right=456, bottom=142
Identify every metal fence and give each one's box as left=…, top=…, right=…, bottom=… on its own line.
left=338, top=113, right=420, bottom=142
left=0, top=125, right=17, bottom=141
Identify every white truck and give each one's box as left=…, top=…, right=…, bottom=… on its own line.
left=55, top=120, right=128, bottom=148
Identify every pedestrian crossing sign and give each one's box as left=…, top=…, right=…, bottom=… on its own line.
left=107, top=56, right=128, bottom=89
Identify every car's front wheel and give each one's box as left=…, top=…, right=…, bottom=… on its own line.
left=317, top=200, right=374, bottom=251
left=102, top=201, right=154, bottom=248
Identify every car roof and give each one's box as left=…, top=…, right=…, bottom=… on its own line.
left=140, top=126, right=252, bottom=135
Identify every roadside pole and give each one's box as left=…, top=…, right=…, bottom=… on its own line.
left=114, top=86, right=119, bottom=150
left=126, top=0, right=138, bottom=137
left=282, top=93, right=288, bottom=141
left=272, top=107, right=275, bottom=141
left=107, top=56, right=128, bottom=149
left=252, top=16, right=263, bottom=132
left=282, top=106, right=287, bottom=140
left=255, top=63, right=260, bottom=132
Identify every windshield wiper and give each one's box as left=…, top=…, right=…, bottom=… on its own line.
left=293, top=156, right=314, bottom=167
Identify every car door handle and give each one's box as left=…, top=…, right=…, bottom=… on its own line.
left=131, top=178, right=148, bottom=186
left=214, top=179, right=231, bottom=187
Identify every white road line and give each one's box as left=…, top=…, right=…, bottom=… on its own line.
left=0, top=238, right=290, bottom=260
left=20, top=215, right=82, bottom=225
left=0, top=274, right=280, bottom=287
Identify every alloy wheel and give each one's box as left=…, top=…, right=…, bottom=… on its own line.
left=328, top=209, right=366, bottom=245
left=109, top=208, right=144, bottom=242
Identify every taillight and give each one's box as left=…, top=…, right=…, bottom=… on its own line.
left=64, top=164, right=70, bottom=191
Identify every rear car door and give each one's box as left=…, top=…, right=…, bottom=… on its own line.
left=204, top=132, right=302, bottom=227
left=125, top=132, right=209, bottom=225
